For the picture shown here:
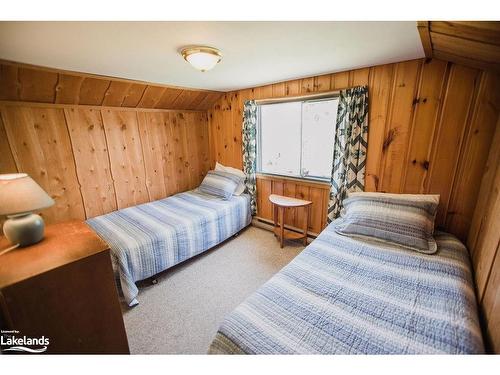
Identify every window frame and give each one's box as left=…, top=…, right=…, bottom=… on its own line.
left=256, top=94, right=339, bottom=183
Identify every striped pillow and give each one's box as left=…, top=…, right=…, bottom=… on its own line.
left=333, top=192, right=440, bottom=254
left=198, top=170, right=243, bottom=200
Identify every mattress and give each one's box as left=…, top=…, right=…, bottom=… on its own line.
left=209, top=224, right=484, bottom=354
left=87, top=189, right=251, bottom=306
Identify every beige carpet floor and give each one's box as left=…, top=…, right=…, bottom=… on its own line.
left=121, top=226, right=304, bottom=354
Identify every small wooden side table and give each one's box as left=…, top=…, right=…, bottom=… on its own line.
left=269, top=194, right=312, bottom=248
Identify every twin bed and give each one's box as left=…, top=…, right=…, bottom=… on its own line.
left=87, top=189, right=251, bottom=306
left=209, top=226, right=483, bottom=354
left=86, top=180, right=484, bottom=354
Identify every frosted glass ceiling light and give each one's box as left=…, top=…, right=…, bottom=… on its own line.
left=181, top=46, right=222, bottom=72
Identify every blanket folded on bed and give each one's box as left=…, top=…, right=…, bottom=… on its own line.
left=87, top=189, right=251, bottom=306
left=209, top=225, right=483, bottom=354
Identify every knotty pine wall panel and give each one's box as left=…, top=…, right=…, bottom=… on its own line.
left=0, top=103, right=210, bottom=224
left=467, top=116, right=500, bottom=353
left=0, top=114, right=17, bottom=173
left=256, top=175, right=330, bottom=235
left=18, top=68, right=58, bottom=103
left=425, top=64, right=480, bottom=227
left=64, top=107, right=117, bottom=217
left=186, top=112, right=211, bottom=189
left=137, top=111, right=175, bottom=201
left=208, top=58, right=500, bottom=242
left=0, top=60, right=222, bottom=111
left=55, top=75, right=85, bottom=104
left=365, top=63, right=394, bottom=192
left=401, top=59, right=448, bottom=194
left=101, top=109, right=153, bottom=208
left=0, top=106, right=86, bottom=223
left=78, top=78, right=112, bottom=106
left=446, top=72, right=500, bottom=237
left=377, top=59, right=422, bottom=194
left=171, top=113, right=191, bottom=193
left=136, top=111, right=209, bottom=201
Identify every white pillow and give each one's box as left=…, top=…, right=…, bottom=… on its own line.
left=215, top=162, right=246, bottom=195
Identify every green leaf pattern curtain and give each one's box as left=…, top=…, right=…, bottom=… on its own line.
left=328, top=86, right=369, bottom=222
left=242, top=100, right=258, bottom=215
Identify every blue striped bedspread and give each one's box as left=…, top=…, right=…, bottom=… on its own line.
left=87, top=189, right=251, bottom=306
left=209, top=224, right=484, bottom=354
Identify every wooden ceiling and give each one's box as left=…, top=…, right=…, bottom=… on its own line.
left=418, top=21, right=500, bottom=72
left=0, top=60, right=222, bottom=111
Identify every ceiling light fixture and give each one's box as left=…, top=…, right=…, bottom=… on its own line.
left=181, top=46, right=222, bottom=72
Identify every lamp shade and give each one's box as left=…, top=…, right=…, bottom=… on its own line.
left=0, top=173, right=54, bottom=216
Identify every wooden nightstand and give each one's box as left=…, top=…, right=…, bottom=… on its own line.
left=269, top=194, right=312, bottom=248
left=0, top=221, right=129, bottom=354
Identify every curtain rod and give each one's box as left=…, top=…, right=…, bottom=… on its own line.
left=254, top=90, right=340, bottom=105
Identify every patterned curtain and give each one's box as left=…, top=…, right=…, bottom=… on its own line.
left=327, top=86, right=369, bottom=223
left=242, top=100, right=258, bottom=215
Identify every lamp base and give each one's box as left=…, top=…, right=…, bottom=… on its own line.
left=3, top=213, right=45, bottom=247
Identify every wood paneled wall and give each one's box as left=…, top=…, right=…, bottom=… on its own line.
left=418, top=22, right=500, bottom=72
left=0, top=102, right=210, bottom=224
left=208, top=58, right=500, bottom=242
left=468, top=116, right=500, bottom=352
left=0, top=60, right=222, bottom=110
left=256, top=174, right=330, bottom=235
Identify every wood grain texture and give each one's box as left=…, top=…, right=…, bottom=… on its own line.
left=365, top=64, right=394, bottom=192
left=137, top=111, right=173, bottom=200
left=120, top=84, right=148, bottom=107
left=378, top=59, right=422, bottom=193
left=64, top=107, right=117, bottom=217
left=18, top=68, right=57, bottom=103
left=446, top=72, right=500, bottom=238
left=467, top=117, right=500, bottom=353
left=468, top=117, right=500, bottom=255
left=431, top=21, right=500, bottom=45
left=208, top=58, right=500, bottom=240
left=78, top=77, right=111, bottom=105
left=55, top=74, right=85, bottom=104
left=101, top=81, right=133, bottom=107
left=101, top=109, right=149, bottom=208
left=136, top=111, right=210, bottom=200
left=155, top=87, right=184, bottom=109
left=0, top=114, right=17, bottom=174
left=472, top=157, right=499, bottom=299
left=418, top=21, right=500, bottom=72
left=137, top=86, right=167, bottom=108
left=0, top=60, right=222, bottom=110
left=417, top=21, right=433, bottom=58
left=402, top=59, right=448, bottom=194
left=0, top=105, right=86, bottom=223
left=481, top=245, right=500, bottom=353
left=0, top=64, right=20, bottom=101
left=431, top=32, right=500, bottom=64
left=170, top=112, right=190, bottom=193
left=0, top=102, right=209, bottom=223
left=255, top=174, right=329, bottom=235
left=468, top=118, right=500, bottom=296
left=0, top=221, right=129, bottom=354
left=426, top=64, right=479, bottom=228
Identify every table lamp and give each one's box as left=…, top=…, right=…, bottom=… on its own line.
left=0, top=173, right=55, bottom=247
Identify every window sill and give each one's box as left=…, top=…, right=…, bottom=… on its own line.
left=256, top=172, right=331, bottom=187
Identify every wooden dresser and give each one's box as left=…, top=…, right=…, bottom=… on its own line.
left=0, top=221, right=129, bottom=354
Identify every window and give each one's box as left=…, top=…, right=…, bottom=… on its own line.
left=257, top=97, right=339, bottom=181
